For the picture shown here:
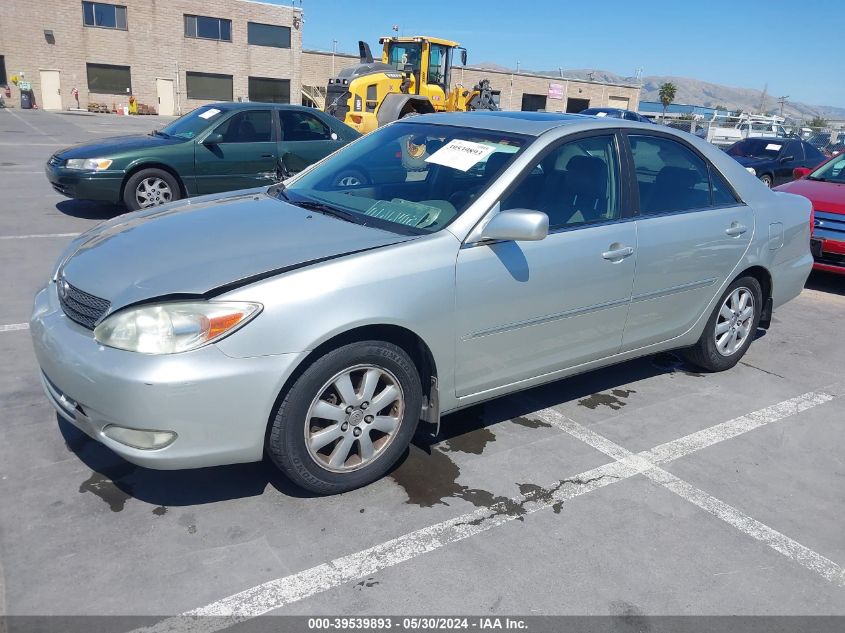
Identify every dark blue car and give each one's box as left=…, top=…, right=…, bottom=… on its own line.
left=726, top=137, right=826, bottom=187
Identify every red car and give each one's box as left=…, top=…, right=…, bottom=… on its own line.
left=775, top=154, right=845, bottom=274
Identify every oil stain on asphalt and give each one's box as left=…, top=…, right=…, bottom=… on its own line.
left=578, top=389, right=636, bottom=411
left=78, top=468, right=134, bottom=513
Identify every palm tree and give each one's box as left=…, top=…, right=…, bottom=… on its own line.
left=659, top=82, right=677, bottom=121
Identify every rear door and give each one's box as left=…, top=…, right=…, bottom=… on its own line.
left=194, top=109, right=278, bottom=194
left=278, top=109, right=345, bottom=175
left=621, top=133, right=753, bottom=351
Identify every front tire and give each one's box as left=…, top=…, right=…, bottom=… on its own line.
left=123, top=168, right=181, bottom=211
left=760, top=173, right=773, bottom=188
left=683, top=276, right=762, bottom=372
left=267, top=341, right=422, bottom=494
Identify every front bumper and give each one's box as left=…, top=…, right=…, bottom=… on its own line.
left=30, top=283, right=304, bottom=469
left=45, top=162, right=125, bottom=203
left=811, top=237, right=845, bottom=275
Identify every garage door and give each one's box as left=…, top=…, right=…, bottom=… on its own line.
left=608, top=96, right=630, bottom=109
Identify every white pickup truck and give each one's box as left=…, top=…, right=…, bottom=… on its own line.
left=706, top=115, right=789, bottom=148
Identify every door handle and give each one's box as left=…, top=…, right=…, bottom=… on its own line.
left=601, top=245, right=634, bottom=260
left=725, top=223, right=747, bottom=237
left=260, top=153, right=273, bottom=158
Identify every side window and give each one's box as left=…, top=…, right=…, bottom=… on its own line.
left=804, top=143, right=824, bottom=162
left=213, top=110, right=272, bottom=143
left=280, top=111, right=332, bottom=141
left=630, top=135, right=711, bottom=214
left=785, top=140, right=804, bottom=161
left=502, top=135, right=620, bottom=230
left=710, top=166, right=739, bottom=206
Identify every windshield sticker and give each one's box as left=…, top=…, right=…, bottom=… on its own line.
left=765, top=143, right=782, bottom=151
left=198, top=108, right=221, bottom=120
left=595, top=111, right=608, bottom=117
left=364, top=199, right=442, bottom=228
left=425, top=139, right=496, bottom=172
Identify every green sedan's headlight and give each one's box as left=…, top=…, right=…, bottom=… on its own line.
left=65, top=158, right=113, bottom=171
left=94, top=301, right=262, bottom=354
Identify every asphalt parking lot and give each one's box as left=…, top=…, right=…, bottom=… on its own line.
left=1, top=108, right=844, bottom=627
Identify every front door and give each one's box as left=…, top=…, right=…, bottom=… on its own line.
left=455, top=133, right=636, bottom=397
left=194, top=109, right=278, bottom=194
left=277, top=109, right=344, bottom=175
left=39, top=70, right=62, bottom=110
left=622, top=133, right=754, bottom=350
left=155, top=78, right=174, bottom=116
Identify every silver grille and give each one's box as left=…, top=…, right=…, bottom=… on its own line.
left=58, top=279, right=110, bottom=330
left=48, top=155, right=64, bottom=167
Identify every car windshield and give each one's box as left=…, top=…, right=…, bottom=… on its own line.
left=158, top=106, right=227, bottom=140
left=808, top=155, right=845, bottom=183
left=280, top=122, right=528, bottom=235
left=727, top=139, right=784, bottom=159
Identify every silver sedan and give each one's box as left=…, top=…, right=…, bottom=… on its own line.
left=31, top=112, right=813, bottom=493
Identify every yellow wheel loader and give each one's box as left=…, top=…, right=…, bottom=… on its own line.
left=324, top=36, right=499, bottom=134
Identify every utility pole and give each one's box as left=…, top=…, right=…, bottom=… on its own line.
left=758, top=83, right=768, bottom=114
left=777, top=95, right=789, bottom=118
left=331, top=39, right=337, bottom=76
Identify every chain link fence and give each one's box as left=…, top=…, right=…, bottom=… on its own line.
left=657, top=116, right=845, bottom=157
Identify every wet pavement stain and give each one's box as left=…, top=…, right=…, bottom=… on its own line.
left=355, top=577, right=379, bottom=590
left=178, top=513, right=197, bottom=534
left=440, top=405, right=496, bottom=455
left=578, top=389, right=636, bottom=411
left=78, top=470, right=133, bottom=512
left=511, top=415, right=552, bottom=429
left=152, top=505, right=167, bottom=516
left=390, top=444, right=524, bottom=515
left=651, top=352, right=705, bottom=378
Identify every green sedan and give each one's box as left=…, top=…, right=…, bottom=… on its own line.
left=45, top=103, right=360, bottom=210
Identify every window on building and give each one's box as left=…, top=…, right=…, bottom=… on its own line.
left=185, top=71, right=233, bottom=101
left=82, top=2, right=127, bottom=29
left=86, top=63, right=131, bottom=95
left=247, top=22, right=291, bottom=48
left=248, top=77, right=290, bottom=104
left=521, top=94, right=547, bottom=112
left=0, top=56, right=6, bottom=86
left=502, top=135, right=620, bottom=230
left=279, top=110, right=332, bottom=141
left=212, top=110, right=273, bottom=143
left=565, top=98, right=590, bottom=113
left=184, top=15, right=231, bottom=41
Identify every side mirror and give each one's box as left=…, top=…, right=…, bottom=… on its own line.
left=793, top=167, right=811, bottom=179
left=202, top=132, right=223, bottom=145
left=461, top=50, right=468, bottom=66
left=477, top=209, right=549, bottom=243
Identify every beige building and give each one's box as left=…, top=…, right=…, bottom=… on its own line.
left=300, top=50, right=641, bottom=114
left=0, top=0, right=303, bottom=114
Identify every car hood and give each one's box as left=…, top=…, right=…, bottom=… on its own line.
left=55, top=134, right=186, bottom=159
left=59, top=190, right=414, bottom=311
left=774, top=178, right=845, bottom=213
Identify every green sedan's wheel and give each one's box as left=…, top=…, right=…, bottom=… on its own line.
left=123, top=168, right=181, bottom=211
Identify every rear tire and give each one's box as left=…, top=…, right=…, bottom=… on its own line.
left=683, top=276, right=762, bottom=372
left=267, top=341, right=422, bottom=494
left=123, top=168, right=181, bottom=211
left=760, top=173, right=773, bottom=188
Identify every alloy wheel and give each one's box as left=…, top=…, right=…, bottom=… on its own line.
left=304, top=364, right=404, bottom=473
left=714, top=287, right=755, bottom=356
left=135, top=177, right=173, bottom=208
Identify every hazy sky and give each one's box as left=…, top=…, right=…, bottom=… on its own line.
left=278, top=0, right=845, bottom=108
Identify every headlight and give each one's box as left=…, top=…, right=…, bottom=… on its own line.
left=745, top=167, right=756, bottom=176
left=65, top=158, right=113, bottom=171
left=93, top=301, right=261, bottom=354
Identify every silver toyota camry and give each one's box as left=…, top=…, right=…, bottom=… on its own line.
left=31, top=112, right=812, bottom=493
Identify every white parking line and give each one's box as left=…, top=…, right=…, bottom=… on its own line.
left=4, top=109, right=60, bottom=144
left=0, top=323, right=29, bottom=333
left=0, top=232, right=80, bottom=240
left=131, top=390, right=835, bottom=633
left=533, top=398, right=845, bottom=588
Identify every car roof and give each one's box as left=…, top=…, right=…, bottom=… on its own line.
left=405, top=111, right=643, bottom=136
left=203, top=102, right=317, bottom=111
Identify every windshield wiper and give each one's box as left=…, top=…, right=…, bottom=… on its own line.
left=151, top=129, right=171, bottom=138
left=806, top=176, right=827, bottom=182
left=293, top=200, right=362, bottom=224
